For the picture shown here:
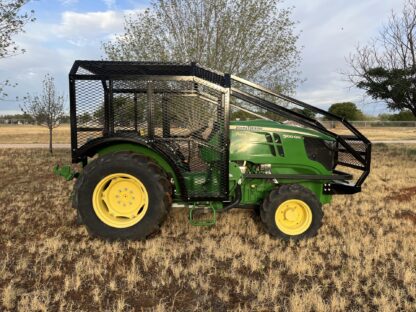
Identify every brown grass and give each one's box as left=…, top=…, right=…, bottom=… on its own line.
left=1, top=125, right=416, bottom=144
left=0, top=125, right=70, bottom=144
left=0, top=145, right=415, bottom=311
left=332, top=127, right=416, bottom=141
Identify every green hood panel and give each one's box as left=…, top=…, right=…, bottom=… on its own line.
left=229, top=120, right=334, bottom=175
left=230, top=120, right=335, bottom=141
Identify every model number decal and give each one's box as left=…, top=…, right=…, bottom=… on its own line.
left=282, top=134, right=302, bottom=139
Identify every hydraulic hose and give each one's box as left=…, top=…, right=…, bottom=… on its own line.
left=219, top=184, right=242, bottom=213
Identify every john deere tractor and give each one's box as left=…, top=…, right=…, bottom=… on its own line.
left=58, top=61, right=371, bottom=240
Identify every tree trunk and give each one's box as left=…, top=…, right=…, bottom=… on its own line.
left=49, top=127, right=53, bottom=154
left=410, top=106, right=416, bottom=120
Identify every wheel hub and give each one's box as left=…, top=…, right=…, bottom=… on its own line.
left=275, top=199, right=312, bottom=236
left=93, top=173, right=149, bottom=228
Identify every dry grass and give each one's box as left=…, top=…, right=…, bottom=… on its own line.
left=1, top=125, right=416, bottom=144
left=0, top=145, right=416, bottom=311
left=0, top=125, right=70, bottom=144
left=332, top=127, right=416, bottom=141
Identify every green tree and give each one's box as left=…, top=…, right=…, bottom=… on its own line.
left=328, top=102, right=364, bottom=121
left=292, top=107, right=316, bottom=119
left=92, top=96, right=141, bottom=127
left=21, top=74, right=65, bottom=154
left=102, top=0, right=301, bottom=93
left=347, top=0, right=416, bottom=118
left=231, top=110, right=256, bottom=121
left=0, top=0, right=35, bottom=100
left=378, top=110, right=416, bottom=121
left=79, top=112, right=92, bottom=124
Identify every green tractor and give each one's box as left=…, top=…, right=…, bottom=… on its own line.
left=59, top=61, right=371, bottom=240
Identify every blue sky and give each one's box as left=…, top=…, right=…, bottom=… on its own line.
left=0, top=0, right=405, bottom=115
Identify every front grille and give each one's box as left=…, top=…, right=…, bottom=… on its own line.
left=304, top=137, right=336, bottom=170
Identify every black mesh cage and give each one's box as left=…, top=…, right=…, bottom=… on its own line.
left=69, top=60, right=371, bottom=199
left=69, top=61, right=230, bottom=200
left=229, top=75, right=371, bottom=189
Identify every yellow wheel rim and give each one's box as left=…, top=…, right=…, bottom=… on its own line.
left=92, top=173, right=149, bottom=228
left=275, top=199, right=313, bottom=235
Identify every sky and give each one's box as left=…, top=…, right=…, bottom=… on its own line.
left=0, top=0, right=406, bottom=115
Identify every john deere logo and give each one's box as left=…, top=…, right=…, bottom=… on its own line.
left=233, top=125, right=263, bottom=131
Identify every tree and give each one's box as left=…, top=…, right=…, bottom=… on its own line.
left=21, top=74, right=65, bottom=154
left=103, top=0, right=301, bottom=93
left=328, top=102, right=364, bottom=121
left=231, top=109, right=256, bottom=121
left=0, top=0, right=35, bottom=100
left=379, top=110, right=416, bottom=121
left=292, top=107, right=316, bottom=119
left=347, top=0, right=416, bottom=118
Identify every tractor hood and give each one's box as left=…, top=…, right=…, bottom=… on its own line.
left=230, top=120, right=335, bottom=141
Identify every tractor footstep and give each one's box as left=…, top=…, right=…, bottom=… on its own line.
left=189, top=205, right=216, bottom=226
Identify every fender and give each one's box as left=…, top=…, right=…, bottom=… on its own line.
left=72, top=136, right=188, bottom=199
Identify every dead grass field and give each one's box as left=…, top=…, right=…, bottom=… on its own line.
left=333, top=127, right=416, bottom=141
left=0, top=125, right=70, bottom=144
left=0, top=145, right=416, bottom=311
left=1, top=125, right=416, bottom=144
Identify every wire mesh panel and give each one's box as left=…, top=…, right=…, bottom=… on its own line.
left=70, top=61, right=229, bottom=200
left=70, top=60, right=370, bottom=197
left=229, top=76, right=371, bottom=187
left=150, top=81, right=227, bottom=198
left=74, top=80, right=105, bottom=148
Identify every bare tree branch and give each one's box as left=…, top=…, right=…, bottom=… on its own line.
left=102, top=0, right=301, bottom=94
left=0, top=0, right=35, bottom=58
left=346, top=0, right=416, bottom=117
left=0, top=0, right=35, bottom=101
left=21, top=74, right=65, bottom=154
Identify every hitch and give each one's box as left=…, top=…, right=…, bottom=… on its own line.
left=53, top=164, right=78, bottom=181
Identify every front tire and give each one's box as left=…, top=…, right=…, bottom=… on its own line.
left=260, top=184, right=323, bottom=240
left=74, top=152, right=172, bottom=240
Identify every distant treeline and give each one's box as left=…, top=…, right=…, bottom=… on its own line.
left=0, top=114, right=70, bottom=124
left=1, top=109, right=415, bottom=125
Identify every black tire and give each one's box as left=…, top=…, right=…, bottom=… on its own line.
left=260, top=184, right=323, bottom=240
left=74, top=152, right=172, bottom=240
left=71, top=179, right=84, bottom=225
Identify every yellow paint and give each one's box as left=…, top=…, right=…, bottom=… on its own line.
left=274, top=199, right=312, bottom=235
left=92, top=173, right=149, bottom=228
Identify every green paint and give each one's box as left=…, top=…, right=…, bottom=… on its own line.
left=228, top=161, right=242, bottom=193
left=189, top=203, right=217, bottom=226
left=230, top=119, right=335, bottom=141
left=92, top=119, right=335, bottom=208
left=54, top=164, right=77, bottom=181
left=200, top=132, right=221, bottom=162
left=182, top=171, right=220, bottom=197
left=228, top=120, right=334, bottom=205
left=97, top=143, right=182, bottom=196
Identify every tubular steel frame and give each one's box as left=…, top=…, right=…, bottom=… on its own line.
left=69, top=61, right=231, bottom=201
left=69, top=61, right=371, bottom=199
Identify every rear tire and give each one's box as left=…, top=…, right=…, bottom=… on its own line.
left=74, top=152, right=172, bottom=240
left=260, top=184, right=323, bottom=240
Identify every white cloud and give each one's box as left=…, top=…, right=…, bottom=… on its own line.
left=55, top=11, right=125, bottom=44
left=0, top=9, right=133, bottom=112
left=0, top=7, right=146, bottom=113
left=0, top=1, right=408, bottom=115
